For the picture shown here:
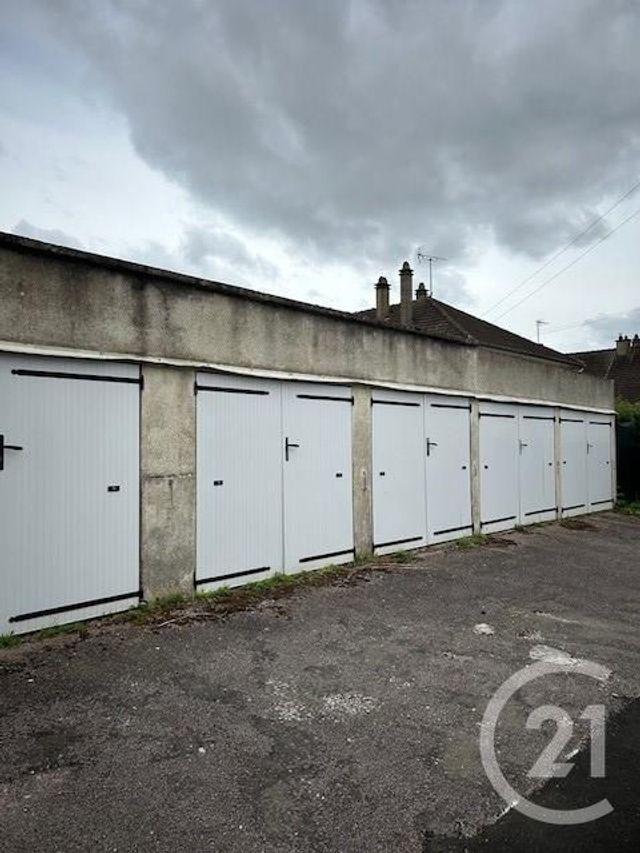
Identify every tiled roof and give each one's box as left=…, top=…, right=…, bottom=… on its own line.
left=355, top=296, right=579, bottom=366
left=571, top=345, right=640, bottom=402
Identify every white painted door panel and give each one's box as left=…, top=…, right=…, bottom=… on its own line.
left=0, top=354, right=140, bottom=636
left=283, top=383, right=354, bottom=571
left=372, top=391, right=426, bottom=554
left=479, top=402, right=519, bottom=533
left=196, top=373, right=282, bottom=590
left=587, top=418, right=614, bottom=510
left=425, top=395, right=472, bottom=543
left=560, top=414, right=588, bottom=517
left=518, top=407, right=557, bottom=525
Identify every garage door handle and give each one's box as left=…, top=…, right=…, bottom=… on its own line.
left=0, top=434, right=24, bottom=471
left=285, top=437, right=300, bottom=461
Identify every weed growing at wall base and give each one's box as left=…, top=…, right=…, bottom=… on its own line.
left=616, top=500, right=640, bottom=516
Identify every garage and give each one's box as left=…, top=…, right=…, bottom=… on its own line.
left=480, top=402, right=557, bottom=532
left=479, top=402, right=520, bottom=533
left=0, top=353, right=141, bottom=636
left=372, top=391, right=472, bottom=552
left=196, top=374, right=354, bottom=589
left=586, top=417, right=614, bottom=511
left=371, top=390, right=427, bottom=555
left=517, top=406, right=557, bottom=524
left=559, top=412, right=588, bottom=517
left=424, top=394, right=473, bottom=543
left=195, top=373, right=282, bottom=590
left=282, top=382, right=354, bottom=571
left=559, top=411, right=614, bottom=517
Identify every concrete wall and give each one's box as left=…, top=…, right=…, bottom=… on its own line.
left=0, top=236, right=616, bottom=600
left=0, top=238, right=613, bottom=409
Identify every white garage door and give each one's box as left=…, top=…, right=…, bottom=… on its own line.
left=560, top=413, right=588, bottom=517
left=283, top=383, right=354, bottom=572
left=425, top=395, right=472, bottom=543
left=0, top=353, right=140, bottom=636
left=196, top=373, right=282, bottom=591
left=372, top=391, right=426, bottom=555
left=479, top=402, right=520, bottom=533
left=196, top=375, right=355, bottom=583
left=587, top=418, right=614, bottom=511
left=518, top=407, right=557, bottom=525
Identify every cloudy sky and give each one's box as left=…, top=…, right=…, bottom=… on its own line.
left=1, top=0, right=639, bottom=352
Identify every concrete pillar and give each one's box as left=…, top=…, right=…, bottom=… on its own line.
left=399, top=261, right=413, bottom=327
left=470, top=399, right=481, bottom=534
left=351, top=384, right=373, bottom=558
left=140, top=364, right=196, bottom=600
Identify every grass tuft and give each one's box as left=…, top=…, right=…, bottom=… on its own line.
left=388, top=550, right=412, bottom=563
left=455, top=534, right=486, bottom=549
left=616, top=500, right=640, bottom=516
left=35, top=622, right=89, bottom=641
left=0, top=620, right=90, bottom=650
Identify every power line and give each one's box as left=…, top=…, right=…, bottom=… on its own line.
left=543, top=321, right=588, bottom=336
left=482, top=177, right=640, bottom=318
left=492, top=204, right=640, bottom=322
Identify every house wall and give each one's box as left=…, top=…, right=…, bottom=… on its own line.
left=0, top=236, right=615, bottom=602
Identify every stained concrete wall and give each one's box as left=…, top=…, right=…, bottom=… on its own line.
left=0, top=235, right=616, bottom=600
left=0, top=236, right=614, bottom=409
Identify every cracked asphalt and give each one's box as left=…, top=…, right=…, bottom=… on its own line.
left=1, top=512, right=639, bottom=851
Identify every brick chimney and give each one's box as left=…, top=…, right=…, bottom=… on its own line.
left=415, top=282, right=428, bottom=301
left=399, top=261, right=413, bottom=326
left=616, top=334, right=631, bottom=357
left=375, top=276, right=390, bottom=320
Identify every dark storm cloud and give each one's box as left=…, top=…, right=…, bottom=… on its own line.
left=20, top=0, right=640, bottom=270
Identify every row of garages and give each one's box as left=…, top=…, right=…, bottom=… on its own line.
left=372, top=391, right=614, bottom=547
left=0, top=352, right=614, bottom=634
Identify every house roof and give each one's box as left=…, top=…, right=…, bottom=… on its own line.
left=355, top=295, right=580, bottom=367
left=570, top=344, right=640, bottom=402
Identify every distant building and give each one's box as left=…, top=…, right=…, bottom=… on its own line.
left=355, top=270, right=581, bottom=368
left=570, top=335, right=640, bottom=403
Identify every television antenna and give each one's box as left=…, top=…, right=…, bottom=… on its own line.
left=535, top=319, right=549, bottom=343
left=416, top=251, right=447, bottom=296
